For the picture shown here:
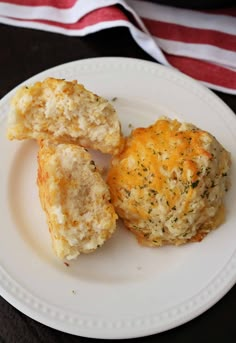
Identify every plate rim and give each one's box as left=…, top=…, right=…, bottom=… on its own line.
left=0, top=56, right=236, bottom=339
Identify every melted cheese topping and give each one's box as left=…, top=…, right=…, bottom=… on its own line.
left=107, top=118, right=231, bottom=246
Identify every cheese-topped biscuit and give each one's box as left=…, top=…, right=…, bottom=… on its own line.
left=8, top=78, right=122, bottom=154
left=37, top=141, right=117, bottom=259
left=107, top=117, right=231, bottom=246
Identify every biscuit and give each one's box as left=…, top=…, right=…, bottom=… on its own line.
left=37, top=140, right=117, bottom=259
left=107, top=117, right=231, bottom=246
left=8, top=78, right=122, bottom=154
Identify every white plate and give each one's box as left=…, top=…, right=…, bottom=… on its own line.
left=0, top=57, right=236, bottom=339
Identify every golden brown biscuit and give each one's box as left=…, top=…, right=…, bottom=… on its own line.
left=37, top=140, right=117, bottom=260
left=8, top=78, right=122, bottom=154
left=107, top=117, right=231, bottom=246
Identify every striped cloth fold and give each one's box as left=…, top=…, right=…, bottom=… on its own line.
left=0, top=0, right=235, bottom=94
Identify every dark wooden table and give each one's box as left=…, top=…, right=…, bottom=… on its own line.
left=0, top=23, right=235, bottom=343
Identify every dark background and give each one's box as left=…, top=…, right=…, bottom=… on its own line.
left=0, top=22, right=235, bottom=343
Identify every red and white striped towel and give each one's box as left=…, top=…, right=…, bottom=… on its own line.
left=0, top=0, right=235, bottom=94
